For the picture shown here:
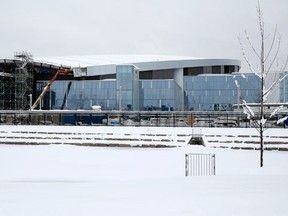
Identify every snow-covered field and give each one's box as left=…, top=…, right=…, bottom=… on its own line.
left=1, top=142, right=288, bottom=216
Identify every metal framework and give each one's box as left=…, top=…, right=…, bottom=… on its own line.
left=0, top=52, right=34, bottom=110
left=14, top=52, right=34, bottom=110
left=0, top=71, right=14, bottom=110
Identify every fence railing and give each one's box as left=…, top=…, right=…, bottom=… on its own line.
left=0, top=110, right=286, bottom=128
left=185, top=153, right=216, bottom=176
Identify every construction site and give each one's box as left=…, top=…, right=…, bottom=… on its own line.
left=0, top=51, right=72, bottom=111
left=0, top=52, right=287, bottom=128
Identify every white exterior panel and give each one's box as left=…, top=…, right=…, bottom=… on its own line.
left=87, top=65, right=116, bottom=76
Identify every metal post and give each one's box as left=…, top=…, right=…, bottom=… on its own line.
left=59, top=113, right=62, bottom=125
left=119, top=86, right=122, bottom=111
left=156, top=114, right=158, bottom=127
left=173, top=113, right=176, bottom=127
left=237, top=84, right=241, bottom=110
left=212, top=154, right=216, bottom=175
left=43, top=113, right=46, bottom=125
left=29, top=94, right=32, bottom=110
left=139, top=113, right=141, bottom=127
left=185, top=154, right=189, bottom=176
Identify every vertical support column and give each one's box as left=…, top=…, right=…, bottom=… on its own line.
left=221, top=65, right=224, bottom=74
left=173, top=68, right=184, bottom=111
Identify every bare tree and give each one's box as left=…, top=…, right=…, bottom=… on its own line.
left=238, top=1, right=288, bottom=167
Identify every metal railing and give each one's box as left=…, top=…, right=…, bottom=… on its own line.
left=0, top=110, right=286, bottom=128
left=185, top=153, right=216, bottom=176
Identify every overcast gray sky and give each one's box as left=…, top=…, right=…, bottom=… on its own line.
left=0, top=0, right=287, bottom=71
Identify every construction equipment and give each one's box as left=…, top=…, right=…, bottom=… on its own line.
left=31, top=69, right=71, bottom=110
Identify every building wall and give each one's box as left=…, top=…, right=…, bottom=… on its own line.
left=141, top=79, right=180, bottom=111
left=183, top=73, right=261, bottom=111
left=37, top=80, right=117, bottom=110
left=32, top=59, right=262, bottom=111
left=37, top=72, right=261, bottom=111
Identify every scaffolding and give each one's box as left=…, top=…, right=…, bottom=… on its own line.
left=14, top=51, right=34, bottom=110
left=0, top=72, right=15, bottom=110
left=0, top=51, right=34, bottom=110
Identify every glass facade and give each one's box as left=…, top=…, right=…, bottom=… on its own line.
left=116, top=65, right=140, bottom=110
left=36, top=69, right=261, bottom=111
left=280, top=71, right=288, bottom=103
left=141, top=80, right=182, bottom=111
left=37, top=80, right=117, bottom=110
left=183, top=73, right=261, bottom=111
left=37, top=79, right=182, bottom=111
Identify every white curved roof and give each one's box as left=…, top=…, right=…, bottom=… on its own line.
left=34, top=55, right=241, bottom=69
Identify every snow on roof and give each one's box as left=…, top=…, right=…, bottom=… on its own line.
left=34, top=55, right=201, bottom=68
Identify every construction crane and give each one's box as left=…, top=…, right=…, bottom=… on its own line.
left=31, top=69, right=72, bottom=110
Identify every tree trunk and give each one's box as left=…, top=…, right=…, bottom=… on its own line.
left=260, top=4, right=265, bottom=167
left=260, top=123, right=264, bottom=167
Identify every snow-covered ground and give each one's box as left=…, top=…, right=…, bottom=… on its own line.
left=1, top=143, right=288, bottom=216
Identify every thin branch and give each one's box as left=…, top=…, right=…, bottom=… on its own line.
left=264, top=26, right=278, bottom=62
left=277, top=116, right=288, bottom=125
left=266, top=37, right=281, bottom=75
left=257, top=2, right=265, bottom=38
left=279, top=55, right=288, bottom=73
left=242, top=100, right=255, bottom=120
left=268, top=105, right=284, bottom=120
left=245, top=30, right=261, bottom=59
left=264, top=73, right=288, bottom=97
left=251, top=120, right=260, bottom=132
left=238, top=35, right=259, bottom=76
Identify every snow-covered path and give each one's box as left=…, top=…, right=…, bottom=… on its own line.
left=0, top=144, right=288, bottom=216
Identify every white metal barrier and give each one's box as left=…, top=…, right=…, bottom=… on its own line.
left=185, top=153, right=215, bottom=176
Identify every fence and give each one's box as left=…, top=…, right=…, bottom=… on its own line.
left=185, top=153, right=216, bottom=176
left=0, top=110, right=286, bottom=128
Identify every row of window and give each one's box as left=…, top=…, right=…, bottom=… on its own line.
left=184, top=74, right=260, bottom=90
left=37, top=74, right=263, bottom=111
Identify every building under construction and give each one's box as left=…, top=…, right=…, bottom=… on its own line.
left=2, top=53, right=286, bottom=112
left=0, top=52, right=71, bottom=110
